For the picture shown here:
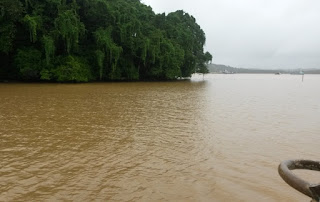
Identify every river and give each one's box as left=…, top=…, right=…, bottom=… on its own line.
left=1, top=74, right=319, bottom=201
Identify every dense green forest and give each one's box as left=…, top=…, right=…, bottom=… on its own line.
left=0, top=0, right=212, bottom=82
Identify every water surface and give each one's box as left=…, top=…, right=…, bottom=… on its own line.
left=1, top=74, right=319, bottom=201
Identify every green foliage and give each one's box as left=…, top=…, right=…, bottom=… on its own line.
left=0, top=0, right=24, bottom=53
left=164, top=10, right=208, bottom=77
left=15, top=48, right=42, bottom=80
left=40, top=68, right=52, bottom=80
left=196, top=51, right=213, bottom=74
left=54, top=9, right=85, bottom=53
left=204, top=52, right=213, bottom=64
left=53, top=56, right=92, bottom=82
left=23, top=14, right=42, bottom=43
left=122, top=60, right=139, bottom=80
left=95, top=50, right=105, bottom=80
left=94, top=27, right=122, bottom=80
left=0, top=23, right=16, bottom=54
left=2, top=0, right=211, bottom=82
left=163, top=43, right=184, bottom=79
left=42, top=35, right=55, bottom=65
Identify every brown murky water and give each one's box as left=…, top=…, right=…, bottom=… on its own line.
left=1, top=74, right=319, bottom=201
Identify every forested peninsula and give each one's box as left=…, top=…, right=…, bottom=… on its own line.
left=0, top=0, right=212, bottom=82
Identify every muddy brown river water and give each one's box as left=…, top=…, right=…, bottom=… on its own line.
left=1, top=74, right=319, bottom=201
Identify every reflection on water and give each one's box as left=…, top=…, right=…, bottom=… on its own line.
left=1, top=74, right=319, bottom=201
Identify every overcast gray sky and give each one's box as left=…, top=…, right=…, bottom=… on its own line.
left=142, top=0, right=320, bottom=69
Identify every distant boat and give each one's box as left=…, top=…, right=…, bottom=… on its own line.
left=222, top=70, right=235, bottom=74
left=291, top=70, right=304, bottom=75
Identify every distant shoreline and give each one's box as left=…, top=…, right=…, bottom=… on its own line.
left=207, top=64, right=320, bottom=74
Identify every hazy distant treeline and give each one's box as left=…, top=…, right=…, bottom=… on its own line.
left=207, top=64, right=320, bottom=74
left=0, top=0, right=212, bottom=82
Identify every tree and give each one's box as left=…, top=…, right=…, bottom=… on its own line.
left=0, top=0, right=212, bottom=82
left=164, top=10, right=209, bottom=77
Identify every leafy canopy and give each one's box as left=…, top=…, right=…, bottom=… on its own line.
left=0, top=0, right=212, bottom=81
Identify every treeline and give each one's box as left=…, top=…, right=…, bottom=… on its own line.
left=0, top=0, right=212, bottom=82
left=207, top=64, right=280, bottom=74
left=207, top=64, right=320, bottom=74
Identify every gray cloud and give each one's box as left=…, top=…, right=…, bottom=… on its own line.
left=142, top=0, right=320, bottom=69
